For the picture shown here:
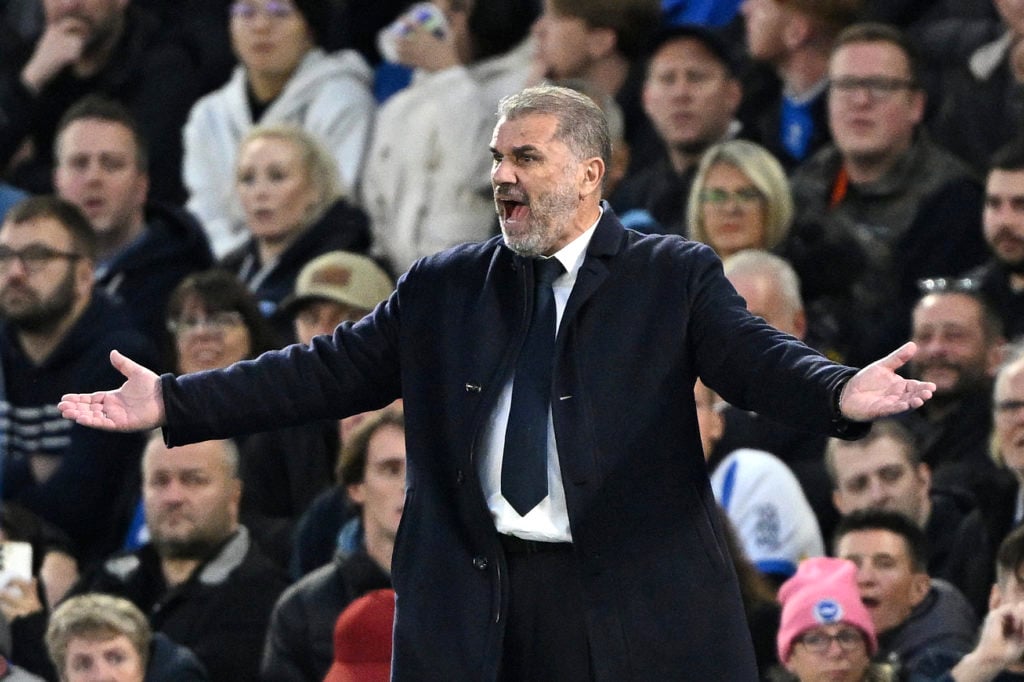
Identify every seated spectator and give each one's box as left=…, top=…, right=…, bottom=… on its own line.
left=0, top=196, right=157, bottom=566
left=826, top=418, right=974, bottom=576
left=686, top=139, right=793, bottom=260
left=928, top=0, right=1024, bottom=176
left=897, top=280, right=1005, bottom=501
left=220, top=125, right=371, bottom=333
left=714, top=249, right=839, bottom=539
left=53, top=96, right=214, bottom=357
left=183, top=0, right=374, bottom=258
left=944, top=344, right=1024, bottom=619
left=159, top=269, right=335, bottom=568
left=45, top=593, right=206, bottom=682
left=0, top=0, right=198, bottom=202
left=322, top=588, right=396, bottom=682
left=609, top=25, right=743, bottom=235
left=787, top=22, right=987, bottom=366
left=698, top=380, right=824, bottom=585
left=65, top=435, right=288, bottom=681
left=262, top=407, right=404, bottom=681
left=360, top=0, right=536, bottom=274
left=769, top=556, right=893, bottom=682
left=913, top=525, right=1024, bottom=682
left=969, top=137, right=1024, bottom=343
left=834, top=509, right=978, bottom=673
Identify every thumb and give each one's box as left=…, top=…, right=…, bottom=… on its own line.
left=109, top=349, right=141, bottom=379
left=875, top=341, right=918, bottom=372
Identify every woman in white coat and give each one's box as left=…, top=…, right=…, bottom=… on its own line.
left=183, top=0, right=374, bottom=258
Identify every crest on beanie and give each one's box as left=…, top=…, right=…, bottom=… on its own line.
left=813, top=598, right=844, bottom=624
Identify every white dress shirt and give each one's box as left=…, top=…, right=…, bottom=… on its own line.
left=477, top=212, right=601, bottom=541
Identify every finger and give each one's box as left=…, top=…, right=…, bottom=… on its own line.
left=875, top=341, right=918, bottom=371
left=109, top=349, right=138, bottom=378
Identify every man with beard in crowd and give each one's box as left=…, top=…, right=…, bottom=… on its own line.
left=0, top=196, right=155, bottom=564
left=970, top=138, right=1024, bottom=343
left=896, top=282, right=1005, bottom=501
left=0, top=0, right=199, bottom=202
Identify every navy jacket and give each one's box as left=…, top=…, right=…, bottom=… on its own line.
left=161, top=207, right=863, bottom=680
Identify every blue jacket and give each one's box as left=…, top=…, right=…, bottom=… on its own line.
left=161, top=206, right=863, bottom=680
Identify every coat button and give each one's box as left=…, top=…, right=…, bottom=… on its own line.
left=465, top=383, right=482, bottom=394
left=456, top=469, right=465, bottom=486
left=472, top=556, right=489, bottom=570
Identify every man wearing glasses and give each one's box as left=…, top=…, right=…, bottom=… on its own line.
left=788, top=22, right=987, bottom=368
left=0, top=195, right=156, bottom=566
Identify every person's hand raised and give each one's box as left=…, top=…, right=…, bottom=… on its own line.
left=840, top=342, right=936, bottom=421
left=20, top=17, right=88, bottom=92
left=59, top=350, right=165, bottom=432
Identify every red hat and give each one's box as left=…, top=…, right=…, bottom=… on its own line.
left=776, top=557, right=877, bottom=663
left=323, top=589, right=396, bottom=682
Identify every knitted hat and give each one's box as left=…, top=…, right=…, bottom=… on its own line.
left=776, top=557, right=877, bottom=662
left=291, top=0, right=330, bottom=46
left=278, top=251, right=394, bottom=319
left=323, top=589, right=396, bottom=682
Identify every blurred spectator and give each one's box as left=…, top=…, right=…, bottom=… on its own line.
left=322, top=588, right=396, bottom=682
left=714, top=249, right=839, bottom=540
left=53, top=96, right=213, bottom=357
left=262, top=408, right=404, bottom=681
left=835, top=509, right=978, bottom=674
left=740, top=0, right=861, bottom=170
left=361, top=0, right=537, bottom=275
left=944, top=345, right=1024, bottom=620
left=969, top=138, right=1024, bottom=343
left=183, top=0, right=374, bottom=258
left=663, top=0, right=741, bottom=29
left=220, top=126, right=371, bottom=334
left=897, top=282, right=1004, bottom=500
left=0, top=184, right=27, bottom=224
left=0, top=196, right=156, bottom=565
left=66, top=435, right=288, bottom=681
left=686, top=139, right=792, bottom=258
left=825, top=418, right=974, bottom=576
left=610, top=26, right=742, bottom=235
left=788, top=22, right=987, bottom=367
left=45, top=593, right=207, bottom=682
left=0, top=0, right=198, bottom=202
left=927, top=0, right=1021, bottom=175
left=698, top=379, right=824, bottom=586
left=530, top=0, right=663, bottom=173
left=913, top=525, right=1024, bottom=682
left=769, top=556, right=891, bottom=682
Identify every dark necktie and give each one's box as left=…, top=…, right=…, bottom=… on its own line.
left=502, top=257, right=564, bottom=516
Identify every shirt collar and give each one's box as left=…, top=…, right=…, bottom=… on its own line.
left=545, top=205, right=603, bottom=280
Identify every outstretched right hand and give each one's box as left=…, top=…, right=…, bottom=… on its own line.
left=58, top=350, right=165, bottom=432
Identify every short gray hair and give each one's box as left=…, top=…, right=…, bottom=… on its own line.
left=723, top=249, right=804, bottom=314
left=497, top=85, right=611, bottom=170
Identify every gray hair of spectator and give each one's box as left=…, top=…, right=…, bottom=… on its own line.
left=237, top=124, right=343, bottom=217
left=142, top=430, right=241, bottom=480
left=497, top=85, right=612, bottom=172
left=54, top=94, right=149, bottom=171
left=46, top=593, right=153, bottom=679
left=4, top=195, right=97, bottom=261
left=722, top=249, right=804, bottom=313
left=823, top=417, right=919, bottom=487
left=687, top=140, right=794, bottom=251
left=338, top=406, right=405, bottom=490
left=991, top=343, right=1024, bottom=467
left=832, top=22, right=923, bottom=89
left=914, top=287, right=1005, bottom=345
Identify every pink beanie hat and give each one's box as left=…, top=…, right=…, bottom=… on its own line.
left=776, top=557, right=877, bottom=662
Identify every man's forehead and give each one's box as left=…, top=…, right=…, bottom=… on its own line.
left=840, top=529, right=910, bottom=555
left=987, top=169, right=1024, bottom=193
left=837, top=448, right=908, bottom=477
left=61, top=119, right=135, bottom=150
left=0, top=217, right=73, bottom=247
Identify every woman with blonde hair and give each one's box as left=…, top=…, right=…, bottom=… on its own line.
left=220, top=125, right=372, bottom=334
left=687, top=139, right=794, bottom=259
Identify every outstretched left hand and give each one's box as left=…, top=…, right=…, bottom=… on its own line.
left=840, top=342, right=936, bottom=422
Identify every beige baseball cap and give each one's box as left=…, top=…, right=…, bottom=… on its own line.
left=280, top=251, right=394, bottom=318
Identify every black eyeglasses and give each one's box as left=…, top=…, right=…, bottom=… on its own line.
left=916, top=277, right=981, bottom=295
left=0, top=245, right=81, bottom=275
left=995, top=399, right=1024, bottom=414
left=797, top=628, right=864, bottom=654
left=829, top=76, right=916, bottom=101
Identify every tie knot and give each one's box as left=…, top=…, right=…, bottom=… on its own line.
left=534, top=258, right=564, bottom=286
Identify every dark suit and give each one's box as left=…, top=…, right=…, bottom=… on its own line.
left=160, top=206, right=863, bottom=680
